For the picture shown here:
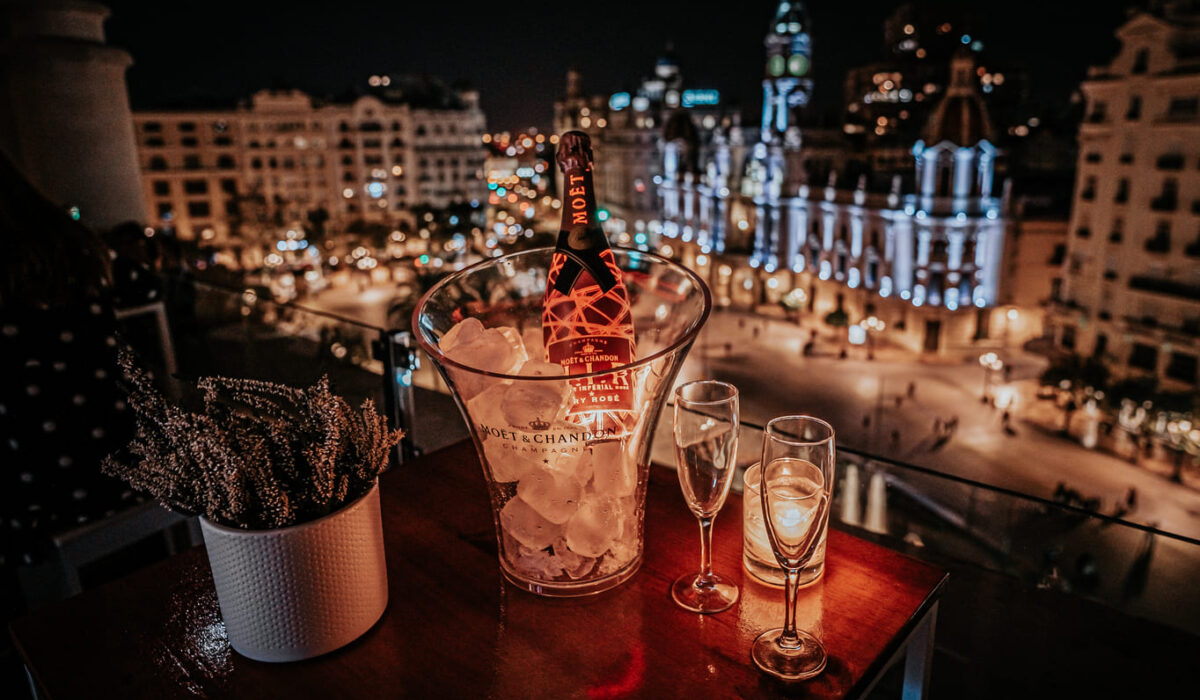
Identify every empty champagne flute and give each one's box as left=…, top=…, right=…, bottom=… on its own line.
left=671, top=380, right=740, bottom=613
left=751, top=415, right=835, bottom=681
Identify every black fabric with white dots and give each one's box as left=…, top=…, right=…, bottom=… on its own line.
left=1, top=299, right=143, bottom=570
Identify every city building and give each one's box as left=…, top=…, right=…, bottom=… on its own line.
left=1049, top=1, right=1200, bottom=389
left=553, top=51, right=733, bottom=241
left=0, top=0, right=146, bottom=230
left=131, top=76, right=487, bottom=249
left=656, top=3, right=1012, bottom=356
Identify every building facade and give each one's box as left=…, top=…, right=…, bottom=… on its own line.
left=1049, top=2, right=1200, bottom=388
left=657, top=4, right=1011, bottom=355
left=132, top=78, right=487, bottom=246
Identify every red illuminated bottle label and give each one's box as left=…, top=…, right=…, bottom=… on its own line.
left=547, top=335, right=635, bottom=414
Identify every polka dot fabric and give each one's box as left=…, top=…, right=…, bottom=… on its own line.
left=200, top=482, right=388, bottom=662
left=1, top=300, right=142, bottom=570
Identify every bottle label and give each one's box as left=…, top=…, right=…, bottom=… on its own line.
left=547, top=335, right=634, bottom=414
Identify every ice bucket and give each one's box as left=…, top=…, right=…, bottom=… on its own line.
left=414, top=247, right=710, bottom=596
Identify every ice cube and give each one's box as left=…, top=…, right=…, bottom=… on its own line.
left=551, top=539, right=596, bottom=579
left=587, top=439, right=637, bottom=498
left=500, top=496, right=562, bottom=550
left=439, top=317, right=484, bottom=351
left=501, top=381, right=568, bottom=428
left=444, top=326, right=528, bottom=397
left=564, top=495, right=618, bottom=558
left=511, top=544, right=564, bottom=581
left=521, top=326, right=545, bottom=359
left=517, top=468, right=582, bottom=524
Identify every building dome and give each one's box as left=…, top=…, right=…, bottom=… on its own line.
left=922, top=50, right=993, bottom=146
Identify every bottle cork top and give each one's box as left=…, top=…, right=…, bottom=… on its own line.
left=556, top=131, right=593, bottom=172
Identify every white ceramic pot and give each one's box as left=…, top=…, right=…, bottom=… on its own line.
left=200, top=481, right=388, bottom=662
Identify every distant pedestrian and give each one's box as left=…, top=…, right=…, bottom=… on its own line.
left=894, top=396, right=903, bottom=409
left=948, top=415, right=959, bottom=434
left=906, top=381, right=916, bottom=399
left=1125, top=487, right=1138, bottom=510
left=752, top=326, right=760, bottom=339
left=862, top=414, right=871, bottom=430
left=933, top=417, right=942, bottom=435
left=889, top=429, right=900, bottom=451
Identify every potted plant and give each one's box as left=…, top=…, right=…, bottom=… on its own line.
left=103, top=351, right=402, bottom=662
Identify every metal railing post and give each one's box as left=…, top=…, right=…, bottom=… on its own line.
left=379, top=328, right=419, bottom=465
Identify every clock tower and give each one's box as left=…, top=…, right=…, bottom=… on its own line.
left=761, top=1, right=813, bottom=143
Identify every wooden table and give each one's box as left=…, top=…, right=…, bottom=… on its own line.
left=11, top=441, right=947, bottom=699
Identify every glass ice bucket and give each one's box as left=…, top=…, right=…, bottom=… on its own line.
left=414, top=247, right=710, bottom=596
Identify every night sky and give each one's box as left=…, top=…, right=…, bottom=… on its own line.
left=102, top=0, right=1132, bottom=132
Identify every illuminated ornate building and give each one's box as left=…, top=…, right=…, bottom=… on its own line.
left=1048, top=2, right=1200, bottom=388
left=657, top=3, right=1011, bottom=355
left=131, top=77, right=487, bottom=244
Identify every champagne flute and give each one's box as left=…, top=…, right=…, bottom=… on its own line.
left=751, top=415, right=835, bottom=681
left=671, top=379, right=740, bottom=613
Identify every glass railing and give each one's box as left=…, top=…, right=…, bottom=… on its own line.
left=651, top=416, right=1200, bottom=636
left=152, top=271, right=1200, bottom=636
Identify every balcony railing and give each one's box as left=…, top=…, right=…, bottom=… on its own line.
left=1129, top=275, right=1200, bottom=300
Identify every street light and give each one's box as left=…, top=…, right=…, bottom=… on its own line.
left=979, top=351, right=1003, bottom=403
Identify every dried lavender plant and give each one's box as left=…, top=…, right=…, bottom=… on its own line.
left=102, top=350, right=403, bottom=529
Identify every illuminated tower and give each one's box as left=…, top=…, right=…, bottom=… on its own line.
left=761, top=1, right=813, bottom=143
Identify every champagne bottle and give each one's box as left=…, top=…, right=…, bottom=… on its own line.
left=542, top=131, right=636, bottom=420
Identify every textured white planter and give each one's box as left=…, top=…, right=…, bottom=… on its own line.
left=200, top=481, right=388, bottom=663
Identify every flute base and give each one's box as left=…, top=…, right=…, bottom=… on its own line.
left=670, top=571, right=739, bottom=614
left=751, top=627, right=827, bottom=681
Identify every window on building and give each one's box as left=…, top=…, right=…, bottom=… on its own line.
left=148, top=156, right=168, bottom=171
left=416, top=125, right=427, bottom=136
left=1146, top=221, right=1171, bottom=253
left=183, top=179, right=208, bottom=195
left=268, top=157, right=277, bottom=169
left=142, top=121, right=162, bottom=133
left=220, top=178, right=237, bottom=194
left=1087, top=101, right=1107, bottom=123
left=214, top=136, right=233, bottom=147
left=1114, top=178, right=1128, bottom=203
left=152, top=180, right=170, bottom=196
left=187, top=201, right=210, bottom=218
left=1167, top=97, right=1199, bottom=120
left=225, top=200, right=239, bottom=216
left=217, top=155, right=236, bottom=169
left=1129, top=343, right=1158, bottom=371
left=339, top=122, right=350, bottom=132
left=1081, top=175, right=1096, bottom=200
left=1049, top=244, right=1066, bottom=265
left=1132, top=48, right=1149, bottom=74
left=392, top=121, right=402, bottom=131
left=251, top=158, right=262, bottom=170
left=1166, top=352, right=1197, bottom=383
left=343, top=171, right=355, bottom=182
left=181, top=137, right=198, bottom=147
left=156, top=202, right=172, bottom=218
left=1061, top=325, right=1076, bottom=350
left=1110, top=218, right=1123, bottom=243
left=1125, top=95, right=1142, bottom=120
left=178, top=121, right=196, bottom=133
left=145, top=137, right=165, bottom=147
left=391, top=137, right=404, bottom=148
left=359, top=121, right=382, bottom=132
left=183, top=155, right=202, bottom=170
left=1085, top=152, right=1101, bottom=163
